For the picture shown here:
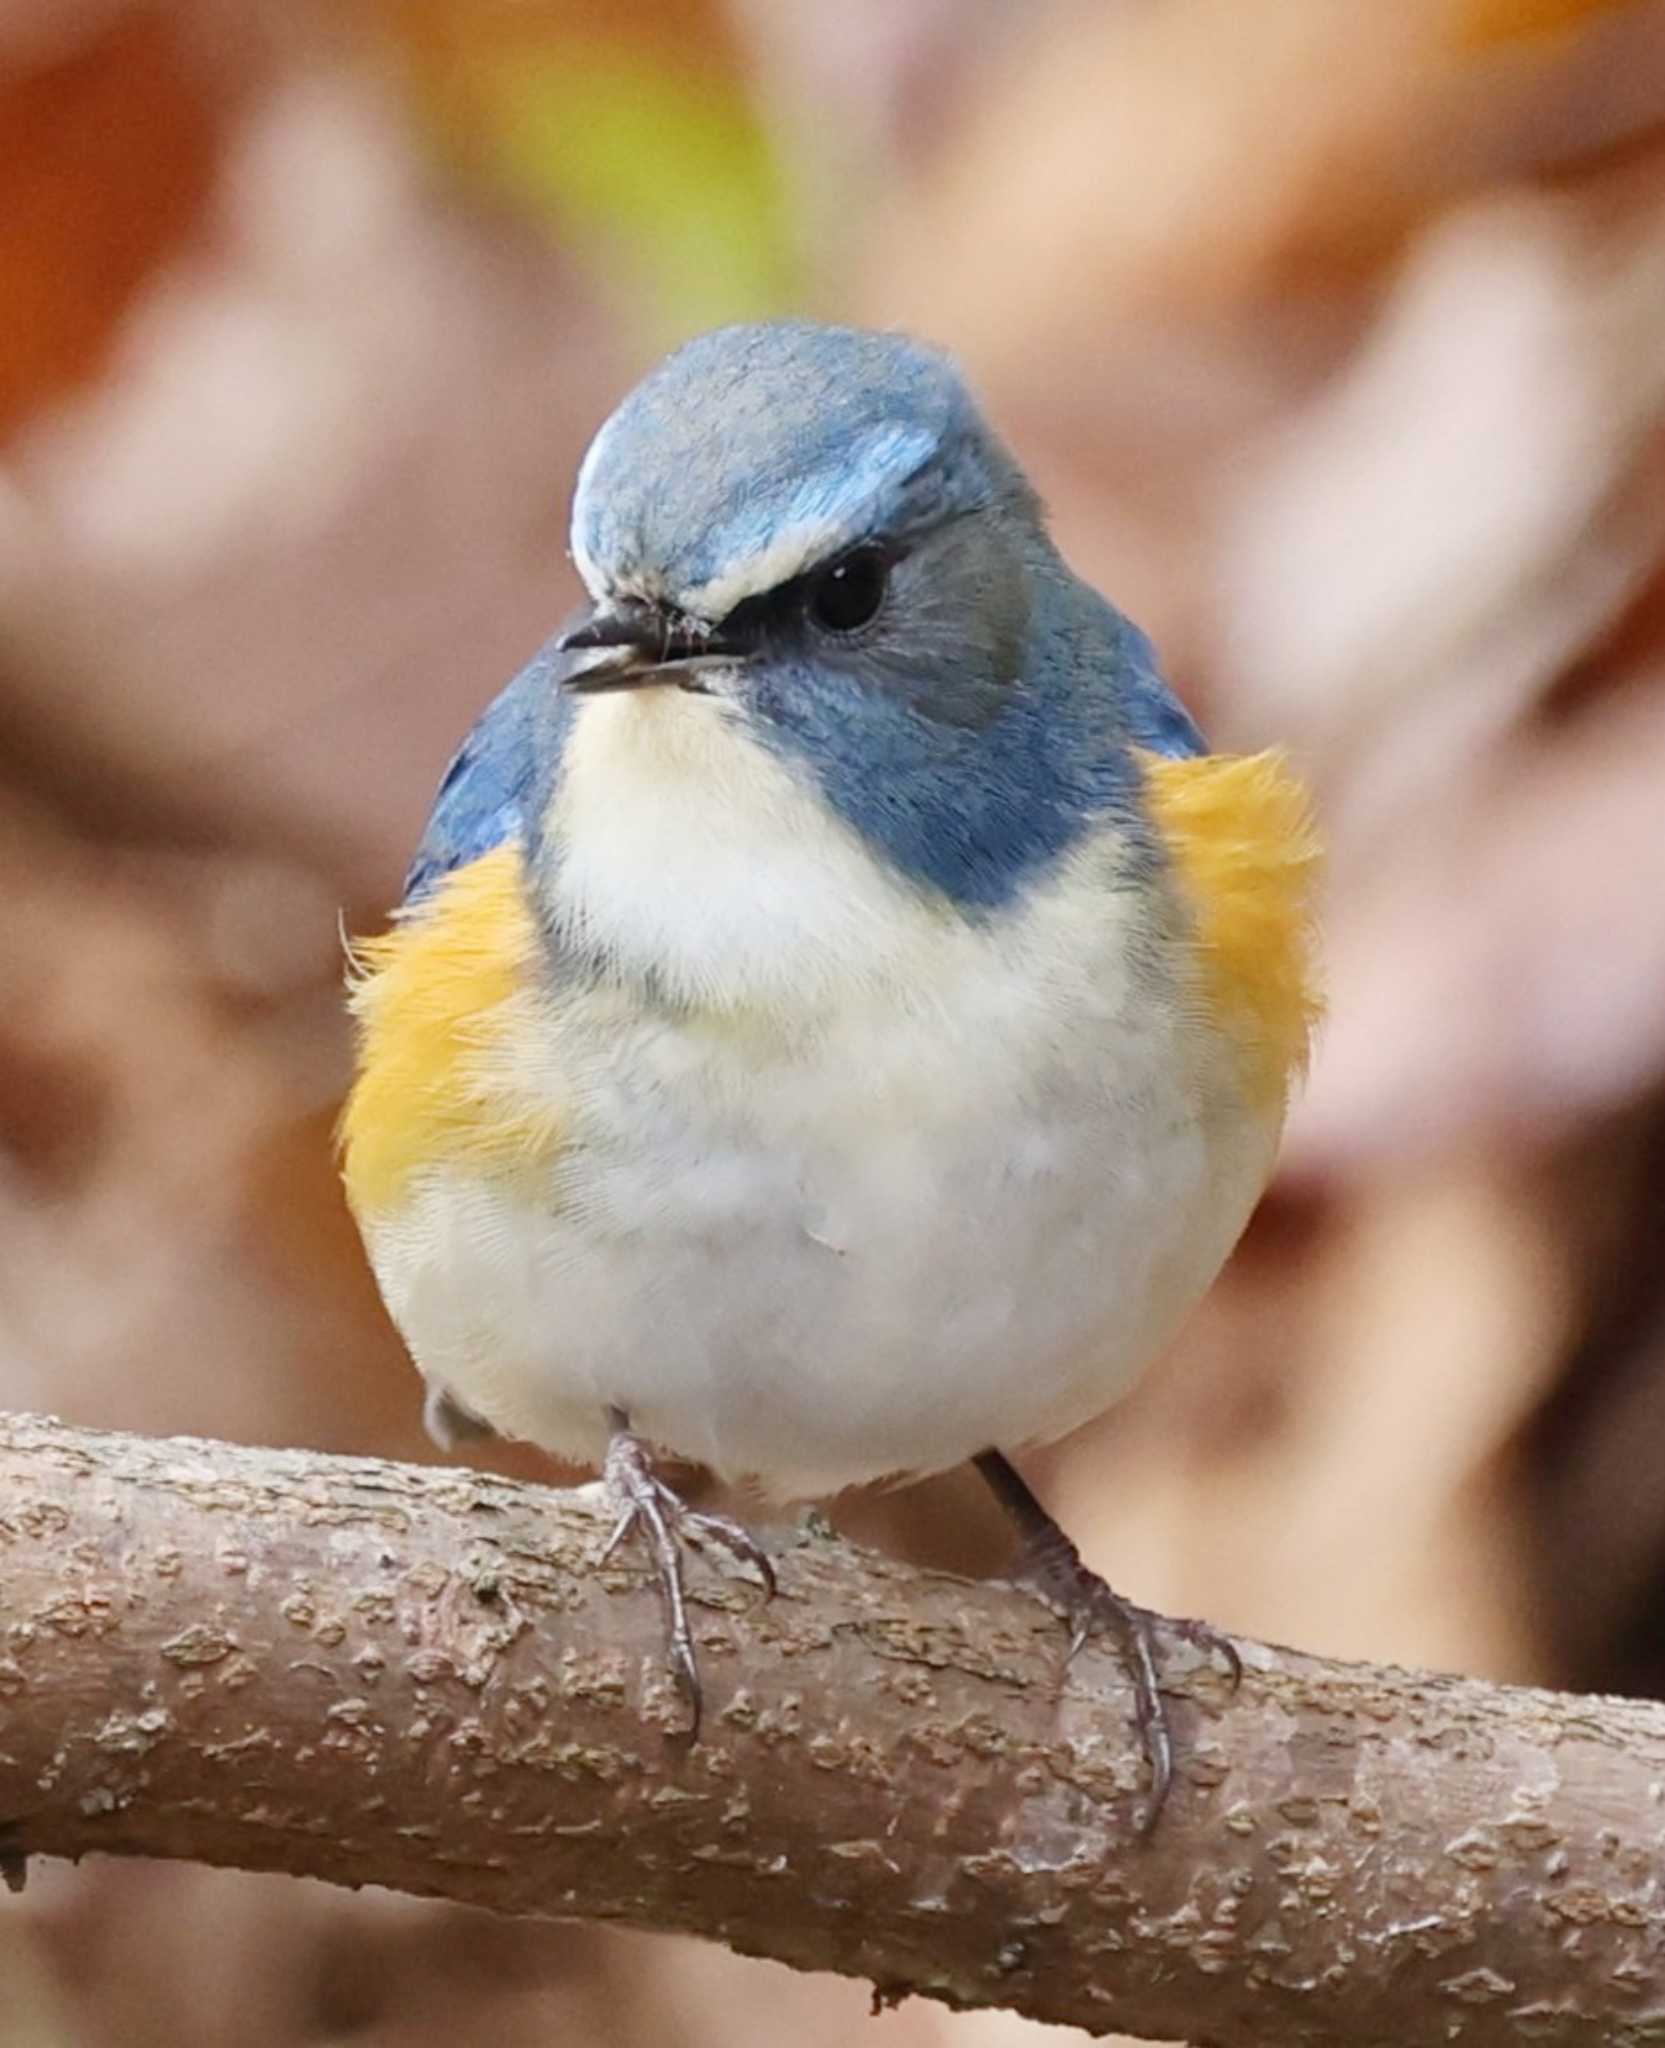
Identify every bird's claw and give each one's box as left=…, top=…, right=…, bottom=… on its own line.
left=678, top=1508, right=778, bottom=1599
left=599, top=1421, right=774, bottom=1741
left=1014, top=1529, right=1239, bottom=1836
left=1165, top=1610, right=1244, bottom=1694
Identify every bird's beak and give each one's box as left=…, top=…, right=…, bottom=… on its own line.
left=557, top=599, right=739, bottom=695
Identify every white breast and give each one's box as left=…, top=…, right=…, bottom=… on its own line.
left=365, top=693, right=1276, bottom=1498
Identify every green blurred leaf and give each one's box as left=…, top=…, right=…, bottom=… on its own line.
left=475, top=40, right=798, bottom=333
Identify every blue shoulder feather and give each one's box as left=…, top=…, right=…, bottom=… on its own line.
left=402, top=637, right=568, bottom=901
left=1116, top=619, right=1207, bottom=760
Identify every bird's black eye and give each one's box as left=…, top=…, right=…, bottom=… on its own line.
left=807, top=548, right=888, bottom=633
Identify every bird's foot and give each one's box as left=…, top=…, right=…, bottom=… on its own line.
left=1012, top=1522, right=1240, bottom=1834
left=599, top=1413, right=775, bottom=1741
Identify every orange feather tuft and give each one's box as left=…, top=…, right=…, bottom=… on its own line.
left=1139, top=748, right=1323, bottom=1119
left=339, top=845, right=562, bottom=1218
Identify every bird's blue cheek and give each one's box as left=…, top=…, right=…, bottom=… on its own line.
left=740, top=660, right=1128, bottom=913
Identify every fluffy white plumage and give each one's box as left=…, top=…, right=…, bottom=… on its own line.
left=357, top=689, right=1277, bottom=1498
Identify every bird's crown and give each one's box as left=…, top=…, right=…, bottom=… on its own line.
left=570, top=321, right=1029, bottom=623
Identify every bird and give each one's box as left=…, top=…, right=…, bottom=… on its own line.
left=339, top=319, right=1320, bottom=1828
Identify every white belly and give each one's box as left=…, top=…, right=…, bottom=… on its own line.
left=365, top=977, right=1272, bottom=1499
left=362, top=691, right=1278, bottom=1497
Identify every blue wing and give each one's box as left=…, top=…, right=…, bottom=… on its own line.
left=1118, top=618, right=1207, bottom=760
left=402, top=637, right=571, bottom=902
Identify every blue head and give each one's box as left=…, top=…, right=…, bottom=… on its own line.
left=548, top=321, right=1198, bottom=913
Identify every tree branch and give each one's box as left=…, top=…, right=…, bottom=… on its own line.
left=0, top=1411, right=1660, bottom=2045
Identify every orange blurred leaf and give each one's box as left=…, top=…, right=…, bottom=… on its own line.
left=1456, top=0, right=1645, bottom=46
left=0, top=8, right=216, bottom=439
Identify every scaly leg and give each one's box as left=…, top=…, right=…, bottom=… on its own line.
left=974, top=1448, right=1240, bottom=1834
left=600, top=1407, right=776, bottom=1739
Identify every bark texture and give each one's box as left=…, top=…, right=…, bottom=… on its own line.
left=0, top=1410, right=1661, bottom=2046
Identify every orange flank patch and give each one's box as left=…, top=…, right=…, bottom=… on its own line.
left=339, top=845, right=562, bottom=1218
left=1139, top=749, right=1323, bottom=1119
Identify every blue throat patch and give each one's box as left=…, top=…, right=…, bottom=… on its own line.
left=744, top=588, right=1202, bottom=913
left=747, top=666, right=1139, bottom=910
left=404, top=585, right=1205, bottom=925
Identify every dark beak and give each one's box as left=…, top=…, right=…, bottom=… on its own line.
left=557, top=599, right=738, bottom=694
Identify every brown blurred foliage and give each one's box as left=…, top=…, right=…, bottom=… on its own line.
left=3, top=3, right=1665, bottom=2045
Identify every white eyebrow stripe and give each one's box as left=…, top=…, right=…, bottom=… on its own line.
left=677, top=516, right=847, bottom=622
left=575, top=417, right=940, bottom=620
left=569, top=410, right=625, bottom=600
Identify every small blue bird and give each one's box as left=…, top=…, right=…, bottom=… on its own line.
left=341, top=321, right=1319, bottom=1823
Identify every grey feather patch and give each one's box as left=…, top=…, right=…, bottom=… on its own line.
left=423, top=1382, right=498, bottom=1451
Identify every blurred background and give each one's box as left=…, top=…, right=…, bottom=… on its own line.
left=3, top=1, right=1665, bottom=2042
